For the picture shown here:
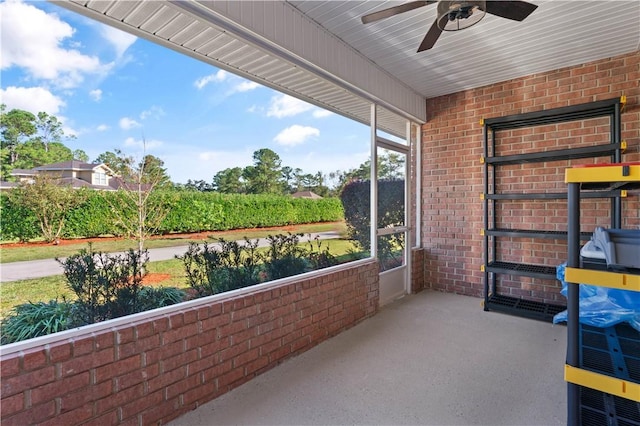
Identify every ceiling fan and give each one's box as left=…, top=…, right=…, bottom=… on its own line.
left=361, top=1, right=538, bottom=52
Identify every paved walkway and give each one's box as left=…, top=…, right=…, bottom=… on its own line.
left=0, top=232, right=340, bottom=283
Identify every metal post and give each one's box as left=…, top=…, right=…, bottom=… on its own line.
left=370, top=104, right=378, bottom=260
left=567, top=182, right=581, bottom=426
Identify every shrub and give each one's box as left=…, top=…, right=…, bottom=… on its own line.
left=340, top=179, right=404, bottom=252
left=0, top=193, right=39, bottom=242
left=178, top=239, right=261, bottom=297
left=137, top=287, right=186, bottom=311
left=57, top=246, right=149, bottom=323
left=0, top=300, right=76, bottom=345
left=263, top=233, right=309, bottom=281
left=1, top=191, right=344, bottom=241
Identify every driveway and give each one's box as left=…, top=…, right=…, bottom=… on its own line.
left=0, top=232, right=340, bottom=283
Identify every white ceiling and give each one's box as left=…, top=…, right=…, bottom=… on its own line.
left=55, top=1, right=639, bottom=133
left=290, top=1, right=640, bottom=99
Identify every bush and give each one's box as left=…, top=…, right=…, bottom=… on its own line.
left=0, top=193, right=39, bottom=242
left=340, top=179, right=404, bottom=251
left=178, top=239, right=262, bottom=297
left=1, top=191, right=344, bottom=241
left=0, top=300, right=76, bottom=344
left=57, top=246, right=149, bottom=323
left=137, top=287, right=186, bottom=311
left=263, top=233, right=309, bottom=280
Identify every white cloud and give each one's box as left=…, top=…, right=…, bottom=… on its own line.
left=0, top=86, right=65, bottom=115
left=267, top=94, right=313, bottom=118
left=98, top=24, right=136, bottom=58
left=96, top=124, right=109, bottom=132
left=273, top=125, right=319, bottom=146
left=0, top=0, right=109, bottom=88
left=140, top=105, right=165, bottom=120
left=89, top=89, right=102, bottom=101
left=123, top=137, right=163, bottom=150
left=313, top=109, right=333, bottom=118
left=232, top=80, right=261, bottom=93
left=194, top=70, right=228, bottom=89
left=119, top=117, right=141, bottom=130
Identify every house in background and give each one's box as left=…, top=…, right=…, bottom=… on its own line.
left=8, top=160, right=123, bottom=190
left=291, top=190, right=323, bottom=199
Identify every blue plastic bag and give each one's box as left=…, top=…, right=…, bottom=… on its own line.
left=553, top=263, right=640, bottom=331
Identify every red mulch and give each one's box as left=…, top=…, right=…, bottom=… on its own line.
left=1, top=225, right=301, bottom=249
left=142, top=273, right=173, bottom=286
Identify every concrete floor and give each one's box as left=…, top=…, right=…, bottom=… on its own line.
left=170, top=291, right=567, bottom=426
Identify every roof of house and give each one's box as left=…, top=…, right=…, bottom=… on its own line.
left=33, top=160, right=103, bottom=172
left=291, top=191, right=323, bottom=199
left=10, top=169, right=37, bottom=176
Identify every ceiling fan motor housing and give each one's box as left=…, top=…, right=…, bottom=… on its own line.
left=437, top=0, right=487, bottom=31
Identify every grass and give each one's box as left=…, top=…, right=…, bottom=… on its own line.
left=0, top=238, right=360, bottom=320
left=0, top=222, right=347, bottom=263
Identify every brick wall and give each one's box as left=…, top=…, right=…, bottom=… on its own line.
left=422, top=51, right=640, bottom=302
left=411, top=248, right=425, bottom=293
left=0, top=261, right=379, bottom=425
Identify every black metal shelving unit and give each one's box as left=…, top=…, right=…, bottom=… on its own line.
left=483, top=97, right=626, bottom=322
left=565, top=163, right=640, bottom=426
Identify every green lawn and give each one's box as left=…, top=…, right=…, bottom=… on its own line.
left=0, top=238, right=359, bottom=320
left=0, top=222, right=347, bottom=263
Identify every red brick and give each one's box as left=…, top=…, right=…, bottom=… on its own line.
left=60, top=379, right=112, bottom=412
left=117, top=363, right=159, bottom=391
left=0, top=354, right=21, bottom=379
left=165, top=374, right=199, bottom=400
left=2, top=401, right=56, bottom=425
left=1, top=366, right=55, bottom=397
left=43, top=404, right=94, bottom=425
left=161, top=349, right=198, bottom=374
left=217, top=367, right=244, bottom=390
left=46, top=342, right=73, bottom=363
left=22, top=348, right=48, bottom=371
left=60, top=349, right=114, bottom=377
left=0, top=392, right=24, bottom=417
left=95, top=355, right=141, bottom=384
left=31, top=371, right=91, bottom=405
left=120, top=389, right=163, bottom=420
left=147, top=365, right=186, bottom=393
left=95, top=383, right=143, bottom=413
left=80, top=410, right=119, bottom=426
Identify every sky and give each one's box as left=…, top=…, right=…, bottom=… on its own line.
left=0, top=0, right=372, bottom=184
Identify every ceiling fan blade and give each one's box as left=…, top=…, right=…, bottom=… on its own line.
left=361, top=1, right=436, bottom=24
left=485, top=1, right=538, bottom=22
left=417, top=16, right=447, bottom=52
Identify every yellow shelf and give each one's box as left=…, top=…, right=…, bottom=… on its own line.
left=565, top=365, right=640, bottom=402
left=565, top=267, right=640, bottom=292
left=565, top=164, right=640, bottom=183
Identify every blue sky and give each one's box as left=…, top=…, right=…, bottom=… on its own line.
left=0, top=0, right=371, bottom=183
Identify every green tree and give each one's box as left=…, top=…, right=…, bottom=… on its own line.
left=0, top=106, right=37, bottom=177
left=213, top=167, right=246, bottom=193
left=94, top=149, right=134, bottom=176
left=109, top=151, right=173, bottom=255
left=9, top=174, right=88, bottom=243
left=35, top=112, right=66, bottom=152
left=138, top=154, right=172, bottom=188
left=1, top=106, right=78, bottom=180
left=13, top=140, right=74, bottom=171
left=73, top=149, right=90, bottom=162
left=243, top=148, right=284, bottom=194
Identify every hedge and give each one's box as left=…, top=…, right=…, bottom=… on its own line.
left=0, top=191, right=344, bottom=241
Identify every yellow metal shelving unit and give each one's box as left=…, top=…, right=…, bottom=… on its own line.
left=565, top=163, right=640, bottom=425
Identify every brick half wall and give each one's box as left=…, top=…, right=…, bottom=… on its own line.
left=421, top=51, right=640, bottom=301
left=0, top=261, right=379, bottom=425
